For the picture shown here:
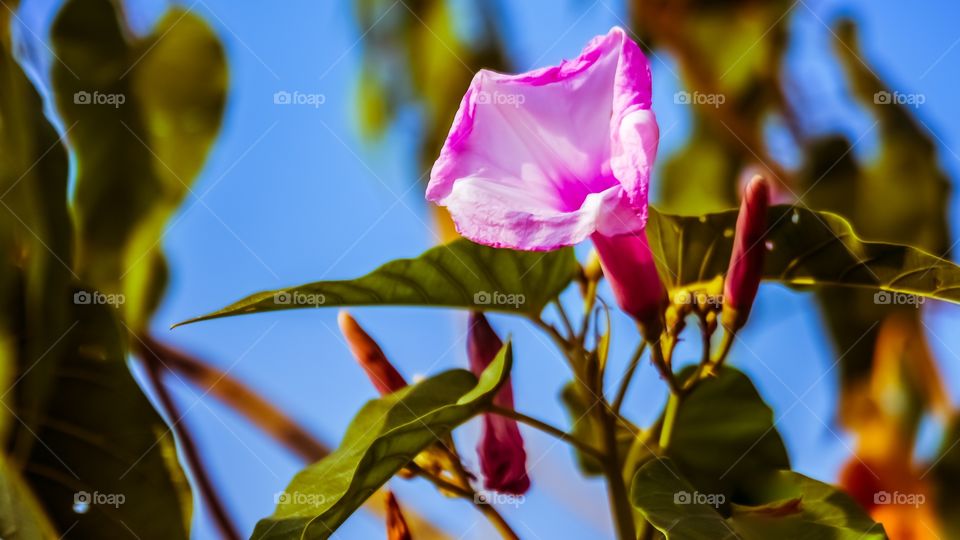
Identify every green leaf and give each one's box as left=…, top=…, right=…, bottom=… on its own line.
left=560, top=381, right=635, bottom=477
left=728, top=471, right=887, bottom=539
left=21, top=299, right=192, bottom=539
left=630, top=458, right=887, bottom=539
left=647, top=205, right=960, bottom=305
left=51, top=0, right=227, bottom=328
left=668, top=367, right=789, bottom=498
left=252, top=342, right=513, bottom=540
left=176, top=240, right=578, bottom=326
left=560, top=382, right=605, bottom=476
left=630, top=458, right=741, bottom=539
left=0, top=452, right=58, bottom=540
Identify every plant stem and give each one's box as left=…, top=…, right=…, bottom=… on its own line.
left=554, top=300, right=576, bottom=340
left=136, top=334, right=329, bottom=461
left=612, top=342, right=647, bottom=414
left=649, top=339, right=682, bottom=395
left=139, top=352, right=242, bottom=540
left=489, top=405, right=603, bottom=460
left=599, top=402, right=636, bottom=540
left=658, top=392, right=681, bottom=450
left=413, top=466, right=520, bottom=540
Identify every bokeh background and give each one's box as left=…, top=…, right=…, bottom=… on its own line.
left=12, top=0, right=960, bottom=538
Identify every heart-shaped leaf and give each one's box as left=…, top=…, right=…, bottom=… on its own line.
left=630, top=458, right=887, bottom=539
left=176, top=240, right=578, bottom=327
left=252, top=342, right=513, bottom=540
left=51, top=0, right=227, bottom=328
left=647, top=205, right=960, bottom=304
left=668, top=367, right=789, bottom=499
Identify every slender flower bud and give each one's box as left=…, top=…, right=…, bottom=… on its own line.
left=385, top=491, right=412, bottom=540
left=467, top=312, right=530, bottom=495
left=338, top=310, right=407, bottom=395
left=722, top=176, right=771, bottom=330
left=591, top=232, right=668, bottom=334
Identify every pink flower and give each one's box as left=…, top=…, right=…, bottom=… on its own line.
left=426, top=27, right=665, bottom=325
left=338, top=311, right=407, bottom=395
left=722, top=176, right=771, bottom=330
left=468, top=313, right=530, bottom=494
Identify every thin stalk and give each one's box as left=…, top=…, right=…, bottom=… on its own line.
left=658, top=393, right=681, bottom=450
left=578, top=280, right=599, bottom=344
left=649, top=339, right=682, bottom=395
left=413, top=466, right=520, bottom=540
left=489, top=405, right=603, bottom=460
left=711, top=328, right=736, bottom=368
left=141, top=355, right=241, bottom=540
left=533, top=318, right=570, bottom=354
left=554, top=300, right=576, bottom=341
left=599, top=402, right=636, bottom=540
left=612, top=342, right=647, bottom=414
left=137, top=334, right=329, bottom=461
left=680, top=314, right=715, bottom=393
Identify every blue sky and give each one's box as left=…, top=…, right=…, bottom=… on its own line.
left=15, top=0, right=960, bottom=538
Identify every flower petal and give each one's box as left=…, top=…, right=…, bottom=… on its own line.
left=427, top=27, right=657, bottom=251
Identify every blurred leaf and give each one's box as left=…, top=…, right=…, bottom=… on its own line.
left=647, top=205, right=960, bottom=306
left=0, top=0, right=74, bottom=446
left=353, top=0, right=508, bottom=174
left=51, top=0, right=227, bottom=328
left=931, top=415, right=960, bottom=538
left=667, top=367, right=788, bottom=499
left=176, top=240, right=578, bottom=326
left=22, top=299, right=191, bottom=539
left=658, top=119, right=740, bottom=214
left=560, top=382, right=604, bottom=475
left=630, top=458, right=886, bottom=539
left=252, top=342, right=513, bottom=540
left=0, top=452, right=58, bottom=540
left=801, top=20, right=952, bottom=396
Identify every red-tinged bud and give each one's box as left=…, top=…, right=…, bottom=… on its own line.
left=467, top=312, right=530, bottom=495
left=590, top=232, right=668, bottom=335
left=338, top=311, right=407, bottom=395
left=722, top=176, right=770, bottom=330
left=385, top=491, right=412, bottom=540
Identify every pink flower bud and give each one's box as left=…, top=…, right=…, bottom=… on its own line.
left=591, top=232, right=668, bottom=332
left=385, top=491, right=412, bottom=540
left=722, top=176, right=771, bottom=330
left=467, top=312, right=530, bottom=495
left=338, top=311, right=407, bottom=395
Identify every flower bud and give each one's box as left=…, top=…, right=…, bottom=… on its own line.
left=385, top=491, right=412, bottom=540
left=468, top=312, right=530, bottom=494
left=338, top=310, right=407, bottom=394
left=721, top=176, right=770, bottom=330
left=590, top=232, right=668, bottom=335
